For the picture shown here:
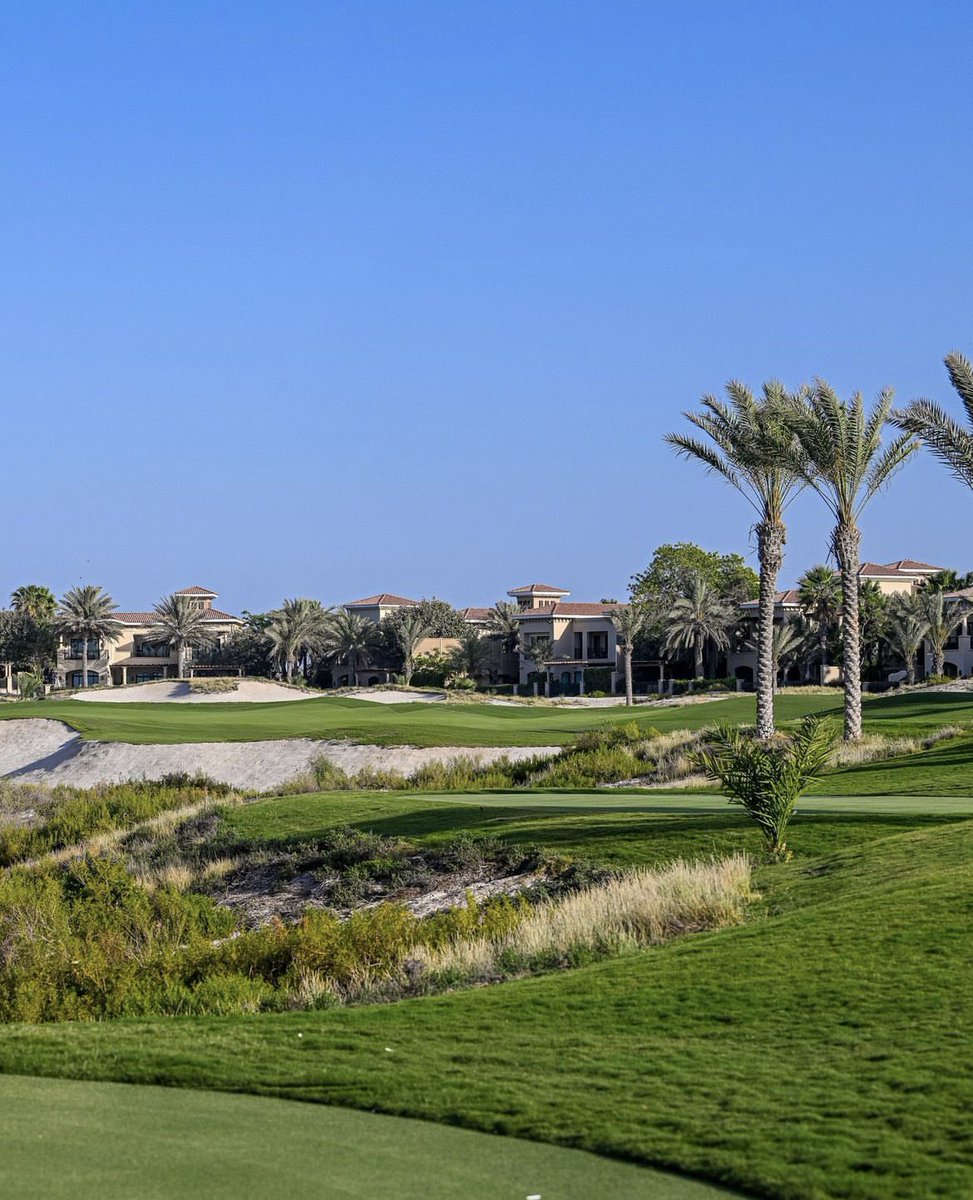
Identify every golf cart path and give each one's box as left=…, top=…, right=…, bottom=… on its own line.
left=0, top=719, right=556, bottom=790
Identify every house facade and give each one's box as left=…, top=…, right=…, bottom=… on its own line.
left=728, top=559, right=946, bottom=685
left=55, top=586, right=241, bottom=689
left=511, top=583, right=621, bottom=692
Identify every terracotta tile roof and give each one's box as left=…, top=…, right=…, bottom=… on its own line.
left=174, top=585, right=218, bottom=596
left=113, top=609, right=240, bottom=625
left=345, top=593, right=419, bottom=608
left=507, top=582, right=570, bottom=595
left=944, top=587, right=973, bottom=600
left=515, top=601, right=620, bottom=618
left=883, top=559, right=944, bottom=572
left=460, top=607, right=493, bottom=622
left=858, top=562, right=918, bottom=579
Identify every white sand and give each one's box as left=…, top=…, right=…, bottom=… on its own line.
left=70, top=680, right=318, bottom=704
left=344, top=689, right=445, bottom=704
left=0, top=719, right=556, bottom=791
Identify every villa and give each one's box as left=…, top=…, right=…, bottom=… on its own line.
left=511, top=583, right=622, bottom=692
left=55, top=586, right=241, bottom=689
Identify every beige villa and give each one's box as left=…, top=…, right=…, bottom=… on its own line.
left=55, top=586, right=241, bottom=689
left=511, top=583, right=622, bottom=692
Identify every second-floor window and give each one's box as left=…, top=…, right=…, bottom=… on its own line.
left=587, top=631, right=609, bottom=659
left=69, top=638, right=100, bottom=659
left=135, top=639, right=171, bottom=658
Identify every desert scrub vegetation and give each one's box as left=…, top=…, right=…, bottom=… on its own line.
left=0, top=775, right=236, bottom=866
left=295, top=725, right=706, bottom=793
left=186, top=676, right=240, bottom=694
left=411, top=854, right=752, bottom=986
left=0, top=848, right=750, bottom=1021
left=827, top=724, right=961, bottom=767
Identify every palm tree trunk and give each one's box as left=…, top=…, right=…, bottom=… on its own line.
left=755, top=519, right=785, bottom=739
left=624, top=646, right=633, bottom=706
left=81, top=640, right=89, bottom=688
left=933, top=643, right=945, bottom=677
left=544, top=671, right=550, bottom=698
left=835, top=523, right=863, bottom=741
left=907, top=657, right=916, bottom=686
left=178, top=642, right=186, bottom=679
left=819, top=624, right=828, bottom=680
left=693, top=635, right=704, bottom=680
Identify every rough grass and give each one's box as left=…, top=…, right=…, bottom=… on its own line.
left=1, top=822, right=970, bottom=1198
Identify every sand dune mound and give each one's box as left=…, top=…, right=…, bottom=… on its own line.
left=0, top=719, right=556, bottom=791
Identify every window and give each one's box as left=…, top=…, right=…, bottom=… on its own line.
left=587, top=631, right=608, bottom=659
left=574, top=632, right=584, bottom=658
left=527, top=635, right=550, bottom=652
left=69, top=671, right=100, bottom=687
left=69, top=639, right=100, bottom=659
left=135, top=639, right=170, bottom=658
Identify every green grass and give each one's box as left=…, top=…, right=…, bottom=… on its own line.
left=0, top=1075, right=734, bottom=1200
left=1, top=821, right=971, bottom=1198
left=219, top=788, right=966, bottom=867
left=0, top=692, right=842, bottom=745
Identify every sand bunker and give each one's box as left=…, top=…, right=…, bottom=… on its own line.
left=0, top=719, right=556, bottom=791
left=344, top=689, right=445, bottom=704
left=70, top=680, right=317, bottom=704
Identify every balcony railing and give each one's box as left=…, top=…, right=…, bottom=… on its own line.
left=133, top=645, right=173, bottom=658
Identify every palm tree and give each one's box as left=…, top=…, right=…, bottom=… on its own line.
left=450, top=629, right=492, bottom=682
left=666, top=381, right=808, bottom=739
left=320, top=609, right=381, bottom=687
left=264, top=598, right=330, bottom=683
left=395, top=609, right=432, bottom=685
left=885, top=599, right=929, bottom=686
left=525, top=637, right=558, bottom=697
left=55, top=585, right=121, bottom=688
left=488, top=601, right=521, bottom=653
left=663, top=575, right=733, bottom=681
left=11, top=585, right=56, bottom=623
left=925, top=569, right=973, bottom=593
left=789, top=383, right=919, bottom=739
left=918, top=590, right=968, bottom=678
left=744, top=622, right=807, bottom=688
left=610, top=604, right=648, bottom=706
left=894, top=350, right=973, bottom=488
left=147, top=594, right=216, bottom=679
left=797, top=565, right=841, bottom=681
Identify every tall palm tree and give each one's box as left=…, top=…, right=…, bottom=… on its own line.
left=320, top=609, right=382, bottom=687
left=918, top=590, right=968, bottom=678
left=925, top=569, right=973, bottom=593
left=525, top=637, right=558, bottom=697
left=789, top=383, right=919, bottom=739
left=11, top=585, right=57, bottom=623
left=894, top=350, right=973, bottom=489
left=885, top=598, right=929, bottom=686
left=663, top=575, right=733, bottom=681
left=610, top=604, right=648, bottom=706
left=395, top=609, right=433, bottom=685
left=148, top=594, right=216, bottom=679
left=264, top=598, right=330, bottom=683
left=797, top=565, right=841, bottom=681
left=744, top=622, right=807, bottom=688
left=666, top=381, right=808, bottom=738
left=55, top=585, right=121, bottom=688
left=450, top=629, right=492, bottom=682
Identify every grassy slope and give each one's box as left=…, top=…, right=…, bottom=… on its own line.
left=0, top=693, right=842, bottom=744
left=219, top=788, right=963, bottom=867
left=0, top=821, right=970, bottom=1198
left=0, top=1075, right=735, bottom=1200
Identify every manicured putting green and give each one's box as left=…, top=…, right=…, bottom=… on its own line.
left=0, top=1074, right=735, bottom=1199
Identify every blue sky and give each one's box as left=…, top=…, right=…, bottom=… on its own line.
left=3, top=1, right=973, bottom=614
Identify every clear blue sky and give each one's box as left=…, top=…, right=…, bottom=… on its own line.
left=3, top=1, right=973, bottom=614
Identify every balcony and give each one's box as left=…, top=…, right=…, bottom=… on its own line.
left=133, top=644, right=173, bottom=658
left=59, top=645, right=107, bottom=663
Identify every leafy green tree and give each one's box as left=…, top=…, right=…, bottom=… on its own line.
left=856, top=581, right=889, bottom=680
left=264, top=598, right=330, bottom=683
left=630, top=543, right=759, bottom=612
left=55, top=586, right=122, bottom=688
left=609, top=604, right=648, bottom=705
left=410, top=599, right=467, bottom=637
left=410, top=650, right=451, bottom=688
left=693, top=716, right=835, bottom=859
left=222, top=614, right=276, bottom=677
left=666, top=385, right=808, bottom=738
left=797, top=565, right=841, bottom=678
left=789, top=384, right=918, bottom=739
left=321, top=610, right=382, bottom=687
left=663, top=574, right=733, bottom=680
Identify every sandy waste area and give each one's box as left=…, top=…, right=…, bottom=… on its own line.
left=70, top=680, right=318, bottom=704
left=0, top=719, right=556, bottom=791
